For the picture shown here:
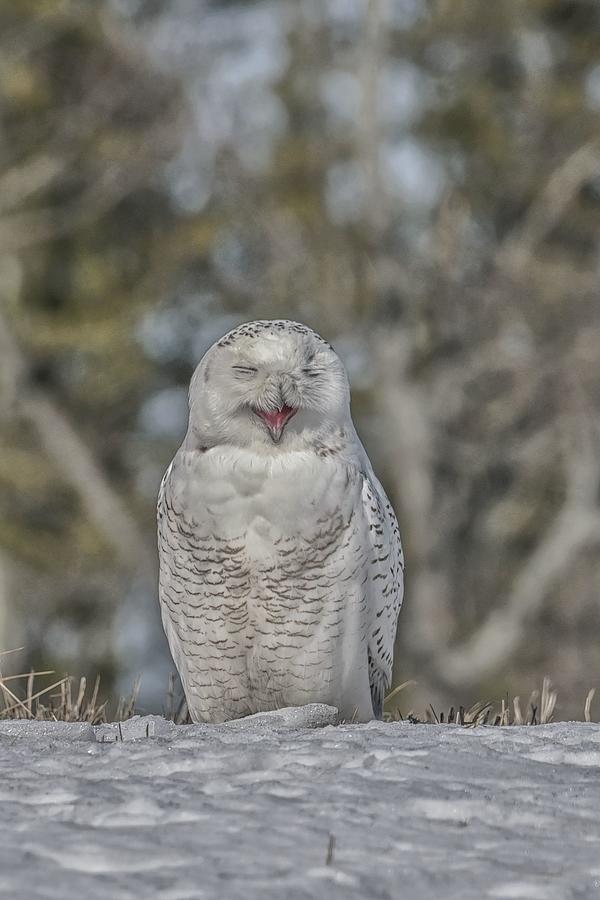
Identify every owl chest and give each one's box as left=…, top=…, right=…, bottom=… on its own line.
left=171, top=450, right=363, bottom=639
left=187, top=449, right=358, bottom=551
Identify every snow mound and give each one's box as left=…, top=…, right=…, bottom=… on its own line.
left=0, top=719, right=95, bottom=742
left=1, top=708, right=599, bottom=899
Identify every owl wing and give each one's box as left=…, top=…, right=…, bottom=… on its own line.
left=156, top=458, right=198, bottom=685
left=156, top=462, right=183, bottom=670
left=360, top=466, right=404, bottom=718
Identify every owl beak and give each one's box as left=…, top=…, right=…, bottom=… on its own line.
left=255, top=405, right=297, bottom=443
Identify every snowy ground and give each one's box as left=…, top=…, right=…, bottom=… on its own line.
left=1, top=707, right=599, bottom=900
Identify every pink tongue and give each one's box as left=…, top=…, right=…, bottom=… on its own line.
left=258, top=406, right=296, bottom=429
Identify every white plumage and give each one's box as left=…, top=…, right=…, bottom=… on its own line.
left=157, top=320, right=404, bottom=722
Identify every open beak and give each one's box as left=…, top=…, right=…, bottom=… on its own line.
left=255, top=405, right=297, bottom=443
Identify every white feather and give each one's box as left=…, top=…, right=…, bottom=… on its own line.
left=157, top=320, right=404, bottom=722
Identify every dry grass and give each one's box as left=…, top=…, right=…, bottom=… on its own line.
left=0, top=653, right=140, bottom=724
left=163, top=672, right=191, bottom=725
left=385, top=677, right=597, bottom=726
left=0, top=657, right=595, bottom=727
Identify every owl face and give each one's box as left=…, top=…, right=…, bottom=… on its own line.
left=187, top=321, right=351, bottom=448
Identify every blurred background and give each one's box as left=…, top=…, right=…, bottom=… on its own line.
left=1, top=0, right=600, bottom=719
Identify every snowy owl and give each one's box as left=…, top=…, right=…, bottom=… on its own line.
left=157, top=320, right=404, bottom=723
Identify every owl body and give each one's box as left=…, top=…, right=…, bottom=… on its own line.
left=158, top=320, right=404, bottom=723
left=159, top=442, right=376, bottom=721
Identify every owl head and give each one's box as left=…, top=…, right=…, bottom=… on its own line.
left=186, top=320, right=351, bottom=449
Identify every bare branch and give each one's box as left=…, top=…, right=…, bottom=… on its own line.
left=497, top=137, right=600, bottom=275
left=358, top=0, right=386, bottom=239
left=0, top=308, right=153, bottom=573
left=0, top=122, right=176, bottom=253
left=438, top=504, right=600, bottom=686
left=0, top=154, right=67, bottom=215
left=421, top=410, right=600, bottom=688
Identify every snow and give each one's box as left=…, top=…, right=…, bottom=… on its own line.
left=1, top=708, right=600, bottom=899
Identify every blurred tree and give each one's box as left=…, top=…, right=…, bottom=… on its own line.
left=0, top=0, right=180, bottom=695
left=1, top=0, right=600, bottom=717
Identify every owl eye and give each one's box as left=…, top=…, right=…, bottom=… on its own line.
left=232, top=365, right=258, bottom=376
left=302, top=368, right=322, bottom=378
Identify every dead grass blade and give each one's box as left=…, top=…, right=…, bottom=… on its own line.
left=163, top=673, right=191, bottom=724
left=384, top=680, right=417, bottom=707
left=1, top=674, right=69, bottom=718
left=115, top=677, right=141, bottom=721
left=584, top=688, right=596, bottom=723
left=404, top=678, right=591, bottom=729
left=539, top=677, right=557, bottom=724
left=513, top=696, right=523, bottom=725
left=1, top=672, right=110, bottom=723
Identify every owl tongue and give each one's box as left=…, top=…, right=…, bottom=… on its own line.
left=256, top=405, right=297, bottom=442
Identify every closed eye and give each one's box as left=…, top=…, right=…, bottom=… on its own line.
left=232, top=365, right=258, bottom=375
left=302, top=368, right=323, bottom=378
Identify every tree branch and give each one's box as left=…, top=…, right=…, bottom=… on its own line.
left=418, top=403, right=600, bottom=688
left=0, top=307, right=153, bottom=573
left=497, top=137, right=600, bottom=276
